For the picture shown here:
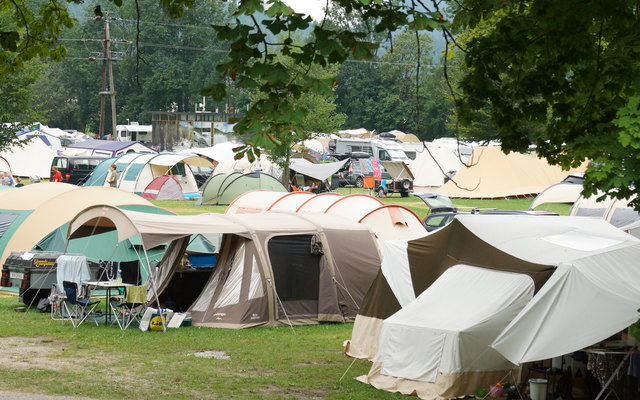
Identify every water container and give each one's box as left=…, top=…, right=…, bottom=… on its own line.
left=528, top=378, right=548, bottom=400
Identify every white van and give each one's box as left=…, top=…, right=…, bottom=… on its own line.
left=330, top=138, right=411, bottom=164
left=116, top=122, right=152, bottom=143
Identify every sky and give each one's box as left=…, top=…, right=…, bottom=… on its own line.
left=282, top=0, right=325, bottom=21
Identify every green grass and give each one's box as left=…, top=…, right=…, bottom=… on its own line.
left=0, top=192, right=569, bottom=399
left=0, top=295, right=405, bottom=400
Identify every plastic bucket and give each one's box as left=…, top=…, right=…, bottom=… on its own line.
left=528, top=378, right=548, bottom=400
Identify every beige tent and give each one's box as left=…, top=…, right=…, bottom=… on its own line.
left=225, top=191, right=425, bottom=241
left=408, top=144, right=464, bottom=188
left=570, top=192, right=640, bottom=228
left=0, top=183, right=159, bottom=265
left=437, top=146, right=585, bottom=199
left=349, top=214, right=640, bottom=400
left=67, top=207, right=382, bottom=328
left=225, top=190, right=314, bottom=214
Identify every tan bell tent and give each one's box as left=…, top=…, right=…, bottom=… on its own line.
left=349, top=214, right=640, bottom=400
left=0, top=183, right=160, bottom=265
left=67, top=206, right=382, bottom=328
left=437, top=146, right=585, bottom=199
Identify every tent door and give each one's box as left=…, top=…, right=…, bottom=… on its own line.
left=268, top=235, right=321, bottom=320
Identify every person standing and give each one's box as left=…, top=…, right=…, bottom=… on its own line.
left=106, top=164, right=118, bottom=187
left=51, top=166, right=62, bottom=182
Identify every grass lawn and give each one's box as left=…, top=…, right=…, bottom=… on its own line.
left=0, top=190, right=568, bottom=399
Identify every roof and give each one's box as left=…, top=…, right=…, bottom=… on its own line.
left=67, top=139, right=153, bottom=152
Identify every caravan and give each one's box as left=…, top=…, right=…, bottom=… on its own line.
left=330, top=138, right=411, bottom=164
left=116, top=122, right=152, bottom=143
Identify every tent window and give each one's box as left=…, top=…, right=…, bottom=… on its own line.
left=124, top=164, right=145, bottom=181
left=247, top=255, right=264, bottom=300
left=269, top=235, right=320, bottom=301
left=169, top=163, right=186, bottom=176
left=609, top=208, right=640, bottom=228
left=214, top=242, right=245, bottom=308
left=0, top=213, right=18, bottom=238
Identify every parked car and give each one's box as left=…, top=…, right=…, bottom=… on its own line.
left=50, top=156, right=107, bottom=185
left=330, top=152, right=391, bottom=189
left=374, top=161, right=414, bottom=198
left=414, top=192, right=559, bottom=232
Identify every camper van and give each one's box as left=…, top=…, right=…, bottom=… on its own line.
left=330, top=138, right=411, bottom=164
left=116, top=122, right=152, bottom=143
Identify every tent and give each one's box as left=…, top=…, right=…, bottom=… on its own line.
left=199, top=172, right=287, bottom=206
left=529, top=174, right=585, bottom=209
left=226, top=191, right=426, bottom=241
left=437, top=146, right=585, bottom=199
left=360, top=265, right=533, bottom=400
left=85, top=153, right=212, bottom=198
left=0, top=183, right=170, bottom=266
left=0, top=156, right=10, bottom=174
left=66, top=207, right=383, bottom=328
left=570, top=192, right=640, bottom=227
left=226, top=191, right=315, bottom=214
left=351, top=214, right=640, bottom=399
left=64, top=139, right=156, bottom=157
left=408, top=144, right=464, bottom=188
left=183, top=143, right=281, bottom=177
left=0, top=136, right=57, bottom=178
left=141, top=175, right=184, bottom=200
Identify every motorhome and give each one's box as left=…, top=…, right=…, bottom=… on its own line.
left=116, top=122, right=152, bottom=143
left=330, top=138, right=411, bottom=164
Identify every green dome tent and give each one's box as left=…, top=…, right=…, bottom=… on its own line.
left=199, top=172, right=287, bottom=205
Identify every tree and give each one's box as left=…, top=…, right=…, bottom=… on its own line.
left=451, top=0, right=640, bottom=208
left=4, top=0, right=640, bottom=208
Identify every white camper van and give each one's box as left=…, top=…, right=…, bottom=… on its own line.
left=330, top=138, right=411, bottom=164
left=116, top=122, right=152, bottom=143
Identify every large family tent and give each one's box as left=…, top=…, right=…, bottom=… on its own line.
left=570, top=192, right=640, bottom=228
left=349, top=214, right=640, bottom=399
left=361, top=265, right=534, bottom=400
left=226, top=191, right=425, bottom=241
left=408, top=144, right=464, bottom=188
left=66, top=206, right=382, bottom=328
left=437, top=146, right=585, bottom=199
left=226, top=191, right=315, bottom=214
left=85, top=153, right=212, bottom=197
left=199, top=172, right=287, bottom=205
left=0, top=135, right=57, bottom=178
left=0, top=183, right=170, bottom=266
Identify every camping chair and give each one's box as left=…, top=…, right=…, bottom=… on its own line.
left=48, top=283, right=67, bottom=321
left=60, top=281, right=100, bottom=328
left=109, top=285, right=148, bottom=330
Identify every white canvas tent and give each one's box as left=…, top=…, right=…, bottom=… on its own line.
left=408, top=144, right=464, bottom=188
left=0, top=136, right=57, bottom=177
left=360, top=265, right=534, bottom=399
left=352, top=214, right=640, bottom=399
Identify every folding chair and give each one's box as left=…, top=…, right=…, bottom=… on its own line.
left=60, top=281, right=100, bottom=328
left=48, top=283, right=67, bottom=321
left=110, top=285, right=148, bottom=330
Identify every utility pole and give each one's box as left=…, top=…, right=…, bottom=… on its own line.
left=97, top=12, right=118, bottom=139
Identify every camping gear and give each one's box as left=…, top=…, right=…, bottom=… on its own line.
left=141, top=175, right=184, bottom=200
left=350, top=214, right=640, bottom=399
left=437, top=146, right=586, bottom=199
left=528, top=379, right=547, bottom=400
left=66, top=206, right=382, bottom=328
left=199, top=172, right=287, bottom=205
